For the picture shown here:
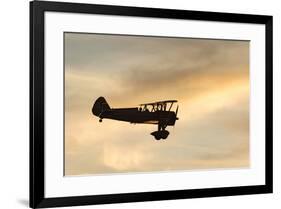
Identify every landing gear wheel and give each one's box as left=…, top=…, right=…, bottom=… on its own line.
left=99, top=118, right=103, bottom=122
left=151, top=130, right=169, bottom=140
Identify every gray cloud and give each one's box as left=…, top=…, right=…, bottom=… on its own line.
left=64, top=33, right=249, bottom=175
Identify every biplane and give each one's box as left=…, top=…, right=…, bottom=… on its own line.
left=92, top=97, right=179, bottom=140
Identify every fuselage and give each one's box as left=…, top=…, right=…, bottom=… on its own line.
left=100, top=108, right=177, bottom=126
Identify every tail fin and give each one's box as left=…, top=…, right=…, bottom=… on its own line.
left=92, top=97, right=111, bottom=117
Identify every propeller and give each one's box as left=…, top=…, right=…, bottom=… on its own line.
left=175, top=105, right=179, bottom=120
left=173, top=105, right=179, bottom=134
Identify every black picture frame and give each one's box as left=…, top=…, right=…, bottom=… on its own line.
left=30, top=0, right=273, bottom=208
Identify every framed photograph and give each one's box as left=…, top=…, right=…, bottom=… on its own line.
left=30, top=0, right=273, bottom=208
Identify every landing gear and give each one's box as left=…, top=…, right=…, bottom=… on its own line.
left=151, top=130, right=169, bottom=140
left=99, top=118, right=103, bottom=122
left=151, top=123, right=170, bottom=140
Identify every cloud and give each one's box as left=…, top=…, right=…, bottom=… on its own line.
left=64, top=33, right=249, bottom=175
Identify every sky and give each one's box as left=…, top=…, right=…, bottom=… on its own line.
left=64, top=32, right=249, bottom=176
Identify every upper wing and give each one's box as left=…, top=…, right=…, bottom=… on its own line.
left=140, top=100, right=177, bottom=106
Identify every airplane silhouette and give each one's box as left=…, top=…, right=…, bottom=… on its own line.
left=92, top=97, right=179, bottom=140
